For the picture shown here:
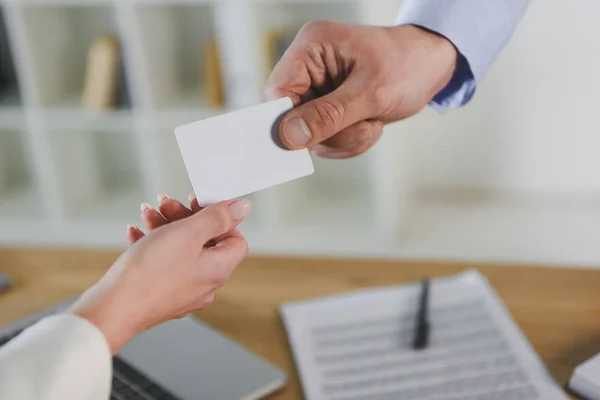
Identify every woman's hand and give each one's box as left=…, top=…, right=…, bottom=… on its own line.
left=125, top=193, right=231, bottom=245
left=69, top=194, right=251, bottom=354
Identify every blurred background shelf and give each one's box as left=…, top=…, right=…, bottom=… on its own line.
left=1, top=0, right=600, bottom=269
left=41, top=109, right=136, bottom=131
left=401, top=188, right=600, bottom=267
left=0, top=6, right=21, bottom=107
left=0, top=108, right=24, bottom=128
left=21, top=5, right=124, bottom=109
left=136, top=2, right=219, bottom=110
left=48, top=127, right=146, bottom=223
left=0, top=86, right=20, bottom=106
left=13, top=0, right=113, bottom=6
left=273, top=155, right=374, bottom=231
left=0, top=126, right=41, bottom=221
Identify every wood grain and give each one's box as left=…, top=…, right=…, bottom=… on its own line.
left=1, top=248, right=599, bottom=399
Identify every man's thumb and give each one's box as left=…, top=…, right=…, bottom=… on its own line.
left=278, top=88, right=370, bottom=150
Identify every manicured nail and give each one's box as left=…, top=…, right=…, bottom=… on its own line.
left=127, top=224, right=135, bottom=232
left=157, top=193, right=169, bottom=203
left=140, top=203, right=151, bottom=212
left=283, top=117, right=311, bottom=147
left=188, top=192, right=196, bottom=202
left=228, top=199, right=252, bottom=220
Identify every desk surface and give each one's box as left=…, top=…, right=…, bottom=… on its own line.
left=1, top=248, right=600, bottom=399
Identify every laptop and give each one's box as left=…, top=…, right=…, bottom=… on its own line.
left=0, top=298, right=286, bottom=400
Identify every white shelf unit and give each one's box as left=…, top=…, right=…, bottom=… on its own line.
left=0, top=0, right=410, bottom=252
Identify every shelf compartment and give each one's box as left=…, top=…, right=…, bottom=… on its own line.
left=0, top=6, right=22, bottom=107
left=272, top=153, right=374, bottom=233
left=0, top=127, right=42, bottom=220
left=22, top=5, right=130, bottom=109
left=136, top=3, right=221, bottom=110
left=0, top=108, right=25, bottom=129
left=141, top=110, right=219, bottom=202
left=257, top=1, right=361, bottom=79
left=49, top=127, right=146, bottom=223
left=42, top=108, right=135, bottom=132
left=17, top=0, right=113, bottom=6
left=149, top=126, right=194, bottom=204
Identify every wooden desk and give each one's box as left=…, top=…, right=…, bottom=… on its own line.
left=1, top=248, right=600, bottom=399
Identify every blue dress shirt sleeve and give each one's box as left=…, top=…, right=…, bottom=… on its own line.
left=395, top=0, right=531, bottom=111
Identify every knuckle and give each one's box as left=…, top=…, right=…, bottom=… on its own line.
left=212, top=272, right=228, bottom=288
left=354, top=141, right=377, bottom=156
left=309, top=98, right=346, bottom=136
left=263, top=85, right=276, bottom=100
left=175, top=311, right=188, bottom=319
left=239, top=239, right=249, bottom=259
left=353, top=130, right=372, bottom=145
left=361, top=121, right=383, bottom=140
left=231, top=240, right=249, bottom=265
left=353, top=123, right=375, bottom=140
left=205, top=206, right=231, bottom=234
left=299, top=20, right=332, bottom=36
left=202, top=293, right=215, bottom=308
left=367, top=83, right=391, bottom=112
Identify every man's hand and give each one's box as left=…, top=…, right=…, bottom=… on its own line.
left=265, top=22, right=457, bottom=159
left=69, top=195, right=251, bottom=354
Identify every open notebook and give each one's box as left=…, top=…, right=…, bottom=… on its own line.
left=280, top=270, right=568, bottom=400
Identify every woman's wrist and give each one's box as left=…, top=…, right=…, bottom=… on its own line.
left=69, top=285, right=141, bottom=354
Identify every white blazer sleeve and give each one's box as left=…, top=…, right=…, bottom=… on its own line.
left=0, top=314, right=112, bottom=400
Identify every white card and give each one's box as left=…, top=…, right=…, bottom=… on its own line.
left=175, top=97, right=314, bottom=206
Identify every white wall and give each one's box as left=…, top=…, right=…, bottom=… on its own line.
left=377, top=0, right=600, bottom=267
left=406, top=0, right=600, bottom=197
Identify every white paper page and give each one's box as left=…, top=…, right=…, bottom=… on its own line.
left=281, top=270, right=568, bottom=400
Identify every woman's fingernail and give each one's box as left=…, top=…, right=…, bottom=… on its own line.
left=188, top=192, right=196, bottom=202
left=127, top=224, right=135, bottom=232
left=283, top=117, right=311, bottom=147
left=157, top=193, right=169, bottom=203
left=140, top=203, right=151, bottom=212
left=228, top=200, right=252, bottom=220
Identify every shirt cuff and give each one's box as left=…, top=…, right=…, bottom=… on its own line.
left=395, top=0, right=517, bottom=112
left=429, top=51, right=476, bottom=113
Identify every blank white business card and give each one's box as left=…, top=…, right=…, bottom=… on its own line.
left=175, top=97, right=314, bottom=206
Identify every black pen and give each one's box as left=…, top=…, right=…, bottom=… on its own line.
left=412, top=279, right=430, bottom=350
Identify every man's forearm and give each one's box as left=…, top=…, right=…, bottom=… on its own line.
left=396, top=0, right=531, bottom=111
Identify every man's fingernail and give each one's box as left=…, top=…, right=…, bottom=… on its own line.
left=157, top=193, right=169, bottom=203
left=283, top=117, right=311, bottom=147
left=140, top=203, right=151, bottom=212
left=188, top=192, right=196, bottom=202
left=228, top=200, right=252, bottom=220
left=312, top=142, right=368, bottom=159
